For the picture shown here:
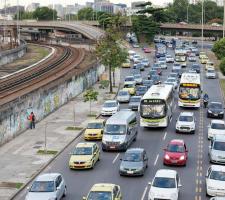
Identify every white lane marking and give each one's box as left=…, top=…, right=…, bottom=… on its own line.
left=154, top=154, right=159, bottom=166
left=112, top=153, right=120, bottom=164
left=141, top=186, right=148, bottom=200
left=174, top=104, right=177, bottom=110
left=163, top=132, right=167, bottom=140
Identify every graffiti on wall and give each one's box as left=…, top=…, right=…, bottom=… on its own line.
left=0, top=64, right=105, bottom=145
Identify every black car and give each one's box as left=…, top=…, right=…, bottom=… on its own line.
left=143, top=79, right=154, bottom=89
left=191, top=64, right=200, bottom=73
left=136, top=86, right=148, bottom=96
left=207, top=102, right=224, bottom=119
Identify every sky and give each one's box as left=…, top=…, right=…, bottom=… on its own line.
left=0, top=0, right=171, bottom=8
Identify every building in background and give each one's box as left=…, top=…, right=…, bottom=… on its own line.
left=0, top=6, right=24, bottom=15
left=94, top=1, right=114, bottom=13
left=54, top=4, right=64, bottom=17
left=131, top=1, right=145, bottom=9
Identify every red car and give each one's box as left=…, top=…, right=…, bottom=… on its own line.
left=144, top=48, right=151, bottom=53
left=163, top=139, right=188, bottom=166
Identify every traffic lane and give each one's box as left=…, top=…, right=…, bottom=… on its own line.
left=198, top=64, right=225, bottom=198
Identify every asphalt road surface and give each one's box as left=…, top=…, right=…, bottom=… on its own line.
left=15, top=43, right=223, bottom=200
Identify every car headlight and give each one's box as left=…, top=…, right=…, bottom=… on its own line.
left=179, top=155, right=185, bottom=160
left=220, top=111, right=224, bottom=114
left=208, top=110, right=212, bottom=113
left=165, top=154, right=170, bottom=160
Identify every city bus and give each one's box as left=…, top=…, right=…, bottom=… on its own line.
left=140, top=84, right=173, bottom=128
left=175, top=48, right=187, bottom=67
left=178, top=73, right=201, bottom=108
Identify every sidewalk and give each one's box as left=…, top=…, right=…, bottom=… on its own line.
left=0, top=68, right=120, bottom=200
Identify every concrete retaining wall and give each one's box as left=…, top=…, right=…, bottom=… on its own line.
left=0, top=63, right=105, bottom=145
left=0, top=40, right=27, bottom=66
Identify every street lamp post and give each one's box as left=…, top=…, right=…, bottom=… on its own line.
left=201, top=0, right=204, bottom=51
left=223, top=0, right=225, bottom=38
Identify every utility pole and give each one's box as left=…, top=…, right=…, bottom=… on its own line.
left=223, top=0, right=225, bottom=38
left=201, top=0, right=204, bottom=51
left=16, top=0, right=20, bottom=45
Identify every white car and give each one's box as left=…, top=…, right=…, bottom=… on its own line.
left=166, top=55, right=174, bottom=63
left=206, top=68, right=217, bottom=79
left=188, top=53, right=197, bottom=62
left=148, top=169, right=181, bottom=200
left=117, top=90, right=130, bottom=103
left=208, top=120, right=225, bottom=139
left=25, top=173, right=67, bottom=200
left=134, top=74, right=143, bottom=85
left=164, top=77, right=178, bottom=89
left=124, top=75, right=136, bottom=85
left=101, top=100, right=120, bottom=116
left=206, top=165, right=225, bottom=197
left=133, top=55, right=142, bottom=63
left=176, top=112, right=196, bottom=134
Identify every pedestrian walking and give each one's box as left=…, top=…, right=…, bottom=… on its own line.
left=28, top=112, right=36, bottom=129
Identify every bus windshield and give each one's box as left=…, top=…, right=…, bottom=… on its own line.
left=179, top=86, right=201, bottom=100
left=140, top=99, right=166, bottom=119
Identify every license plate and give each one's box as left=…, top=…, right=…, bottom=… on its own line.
left=110, top=146, right=116, bottom=149
left=214, top=114, right=218, bottom=116
left=127, top=171, right=134, bottom=174
left=171, top=160, right=177, bottom=163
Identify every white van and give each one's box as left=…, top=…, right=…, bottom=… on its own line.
left=102, top=110, right=138, bottom=151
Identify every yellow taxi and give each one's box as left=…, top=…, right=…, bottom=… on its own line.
left=84, top=119, right=105, bottom=140
left=123, top=83, right=136, bottom=95
left=122, top=59, right=131, bottom=68
left=83, top=183, right=122, bottom=200
left=69, top=142, right=100, bottom=169
left=200, top=55, right=209, bottom=64
left=205, top=61, right=214, bottom=70
left=199, top=51, right=206, bottom=59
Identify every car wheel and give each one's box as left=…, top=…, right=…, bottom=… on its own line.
left=63, top=186, right=67, bottom=197
left=98, top=155, right=100, bottom=161
left=91, top=161, right=94, bottom=169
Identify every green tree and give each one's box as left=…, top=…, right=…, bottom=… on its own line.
left=14, top=10, right=34, bottom=20
left=83, top=88, right=98, bottom=115
left=78, top=7, right=94, bottom=20
left=33, top=7, right=57, bottom=21
left=96, top=27, right=128, bottom=93
left=212, top=38, right=225, bottom=60
left=220, top=58, right=225, bottom=75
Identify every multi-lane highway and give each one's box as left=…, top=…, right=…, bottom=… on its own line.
left=15, top=41, right=223, bottom=200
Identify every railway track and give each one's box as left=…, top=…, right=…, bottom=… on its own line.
left=0, top=44, right=85, bottom=106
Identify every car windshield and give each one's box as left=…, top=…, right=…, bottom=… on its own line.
left=134, top=74, right=141, bottom=79
left=143, top=80, right=151, bottom=84
left=105, top=124, right=126, bottom=135
left=87, top=191, right=112, bottom=200
left=118, top=91, right=128, bottom=96
left=167, top=79, right=175, bottom=83
left=124, top=84, right=134, bottom=88
left=209, top=103, right=222, bottom=109
left=104, top=102, right=117, bottom=107
left=210, top=171, right=225, bottom=181
left=73, top=147, right=92, bottom=155
left=125, top=77, right=134, bottom=81
left=179, top=115, right=193, bottom=122
left=87, top=123, right=103, bottom=129
left=213, top=141, right=225, bottom=151
left=141, top=103, right=166, bottom=118
left=211, top=123, right=225, bottom=129
left=179, top=87, right=201, bottom=100
left=153, top=177, right=176, bottom=188
left=208, top=70, right=215, bottom=73
left=30, top=181, right=54, bottom=192
left=130, top=97, right=141, bottom=103
left=167, top=144, right=185, bottom=153
left=138, top=87, right=147, bottom=91
left=123, top=152, right=142, bottom=162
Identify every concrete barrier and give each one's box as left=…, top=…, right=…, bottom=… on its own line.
left=0, top=62, right=105, bottom=145
left=0, top=40, right=27, bottom=66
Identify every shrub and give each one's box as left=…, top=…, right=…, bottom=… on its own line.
left=212, top=38, right=225, bottom=59
left=219, top=57, right=225, bottom=75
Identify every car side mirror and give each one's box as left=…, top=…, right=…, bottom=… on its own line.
left=56, top=186, right=60, bottom=190
left=27, top=186, right=30, bottom=190
left=83, top=197, right=87, bottom=200
left=209, top=145, right=212, bottom=149
left=148, top=182, right=152, bottom=186
left=94, top=152, right=97, bottom=155
left=144, top=157, right=148, bottom=161
left=163, top=148, right=166, bottom=151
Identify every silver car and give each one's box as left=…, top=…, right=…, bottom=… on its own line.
left=25, top=173, right=67, bottom=200
left=117, top=90, right=130, bottom=103
left=209, top=134, right=225, bottom=164
left=119, top=148, right=148, bottom=176
left=128, top=96, right=142, bottom=111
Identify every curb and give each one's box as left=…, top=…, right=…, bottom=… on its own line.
left=10, top=70, right=121, bottom=200
left=10, top=128, right=85, bottom=200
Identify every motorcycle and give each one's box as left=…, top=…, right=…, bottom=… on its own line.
left=203, top=98, right=208, bottom=108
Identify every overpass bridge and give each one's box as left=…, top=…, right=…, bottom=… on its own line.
left=0, top=21, right=104, bottom=41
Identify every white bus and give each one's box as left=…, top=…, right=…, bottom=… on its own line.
left=140, top=84, right=173, bottom=128
left=178, top=73, right=201, bottom=108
